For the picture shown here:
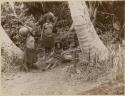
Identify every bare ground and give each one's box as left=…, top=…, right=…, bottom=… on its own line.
left=1, top=64, right=124, bottom=95
left=1, top=44, right=125, bottom=95
left=1, top=66, right=98, bottom=95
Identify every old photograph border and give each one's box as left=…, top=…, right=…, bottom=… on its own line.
left=0, top=0, right=125, bottom=96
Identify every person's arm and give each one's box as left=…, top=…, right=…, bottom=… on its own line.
left=51, top=13, right=57, bottom=27
left=36, top=15, right=44, bottom=26
left=53, top=17, right=58, bottom=27
left=49, top=12, right=57, bottom=27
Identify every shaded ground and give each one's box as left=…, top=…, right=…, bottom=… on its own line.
left=1, top=65, right=100, bottom=95
left=1, top=64, right=124, bottom=95
left=79, top=76, right=124, bottom=95
left=1, top=43, right=125, bottom=95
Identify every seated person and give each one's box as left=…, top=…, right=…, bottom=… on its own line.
left=43, top=41, right=63, bottom=70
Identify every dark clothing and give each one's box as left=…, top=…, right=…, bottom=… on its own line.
left=42, top=35, right=55, bottom=48
left=45, top=47, right=52, bottom=54
left=24, top=47, right=37, bottom=67
left=42, top=22, right=55, bottom=49
left=52, top=44, right=63, bottom=61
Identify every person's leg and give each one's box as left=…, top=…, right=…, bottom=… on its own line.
left=42, top=50, right=45, bottom=59
left=23, top=62, right=29, bottom=72
left=23, top=48, right=29, bottom=72
left=27, top=62, right=33, bottom=72
left=44, top=47, right=49, bottom=60
left=46, top=47, right=49, bottom=58
left=45, top=57, right=54, bottom=70
left=50, top=60, right=58, bottom=69
left=44, top=47, right=53, bottom=70
left=48, top=36, right=54, bottom=56
left=43, top=47, right=46, bottom=60
left=47, top=47, right=51, bottom=56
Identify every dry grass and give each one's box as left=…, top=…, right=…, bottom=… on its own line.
left=66, top=43, right=124, bottom=82
left=65, top=43, right=124, bottom=95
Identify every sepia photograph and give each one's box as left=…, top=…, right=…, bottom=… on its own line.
left=1, top=0, right=125, bottom=95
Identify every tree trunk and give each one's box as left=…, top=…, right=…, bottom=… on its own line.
left=0, top=26, right=24, bottom=72
left=68, top=0, right=109, bottom=61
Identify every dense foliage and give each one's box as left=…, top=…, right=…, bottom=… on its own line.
left=1, top=2, right=124, bottom=84
left=1, top=1, right=125, bottom=50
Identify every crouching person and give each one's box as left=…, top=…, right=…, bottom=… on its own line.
left=23, top=32, right=37, bottom=72
left=43, top=41, right=63, bottom=70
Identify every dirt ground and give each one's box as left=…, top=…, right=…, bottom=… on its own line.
left=1, top=44, right=125, bottom=95
left=79, top=76, right=124, bottom=95
left=1, top=66, right=98, bottom=95
left=1, top=64, right=124, bottom=95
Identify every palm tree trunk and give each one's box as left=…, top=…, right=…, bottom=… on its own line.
left=0, top=27, right=24, bottom=72
left=68, top=0, right=108, bottom=61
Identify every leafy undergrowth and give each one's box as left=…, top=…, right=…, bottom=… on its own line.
left=63, top=43, right=124, bottom=95
left=65, top=43, right=124, bottom=84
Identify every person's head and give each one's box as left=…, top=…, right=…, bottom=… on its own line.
left=44, top=9, right=50, bottom=14
left=57, top=43, right=61, bottom=48
left=46, top=18, right=50, bottom=23
left=55, top=41, right=62, bottom=49
left=27, top=31, right=34, bottom=37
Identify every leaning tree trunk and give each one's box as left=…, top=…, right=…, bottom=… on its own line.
left=68, top=0, right=109, bottom=61
left=0, top=26, right=24, bottom=72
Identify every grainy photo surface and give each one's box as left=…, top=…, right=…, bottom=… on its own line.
left=1, top=0, right=125, bottom=95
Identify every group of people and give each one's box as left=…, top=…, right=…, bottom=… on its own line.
left=22, top=11, right=62, bottom=72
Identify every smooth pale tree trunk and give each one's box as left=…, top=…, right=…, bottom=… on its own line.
left=0, top=26, right=24, bottom=72
left=68, top=0, right=109, bottom=61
